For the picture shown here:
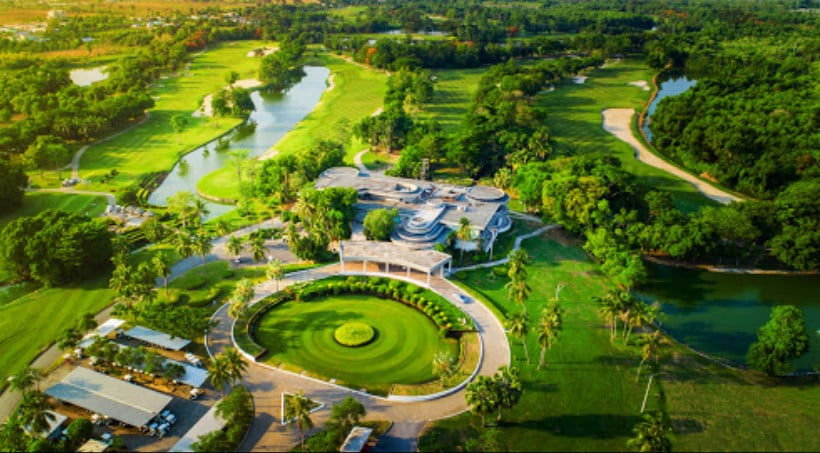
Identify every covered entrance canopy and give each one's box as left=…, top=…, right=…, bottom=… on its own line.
left=338, top=241, right=452, bottom=286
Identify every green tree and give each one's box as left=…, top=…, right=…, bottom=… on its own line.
left=456, top=217, right=473, bottom=261
left=465, top=375, right=499, bottom=427
left=57, top=326, right=83, bottom=353
left=266, top=259, right=284, bottom=291
left=0, top=159, right=27, bottom=215
left=537, top=302, right=563, bottom=369
left=18, top=391, right=54, bottom=437
left=207, top=355, right=232, bottom=398
left=167, top=191, right=197, bottom=230
left=636, top=331, right=668, bottom=381
left=221, top=347, right=248, bottom=388
left=170, top=114, right=189, bottom=144
left=363, top=208, right=398, bottom=241
left=327, top=396, right=366, bottom=444
left=249, top=232, right=266, bottom=263
left=191, top=429, right=228, bottom=452
left=627, top=411, right=672, bottom=452
left=494, top=366, right=522, bottom=422
left=507, top=311, right=530, bottom=365
left=193, top=234, right=213, bottom=264
left=506, top=249, right=529, bottom=281
left=24, top=135, right=72, bottom=179
left=746, top=305, right=809, bottom=376
left=228, top=279, right=255, bottom=319
left=432, top=351, right=458, bottom=386
left=285, top=390, right=315, bottom=450
left=65, top=418, right=93, bottom=446
left=505, top=277, right=531, bottom=315
left=152, top=253, right=172, bottom=294
left=227, top=235, right=244, bottom=261
left=0, top=413, right=28, bottom=451
left=8, top=367, right=44, bottom=394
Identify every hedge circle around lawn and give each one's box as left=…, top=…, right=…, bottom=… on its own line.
left=333, top=321, right=376, bottom=347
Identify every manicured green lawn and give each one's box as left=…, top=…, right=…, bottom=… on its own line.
left=420, top=67, right=485, bottom=132
left=255, top=294, right=458, bottom=396
left=78, top=40, right=270, bottom=191
left=421, top=233, right=820, bottom=452
left=539, top=57, right=717, bottom=214
left=0, top=192, right=108, bottom=231
left=197, top=52, right=387, bottom=201
left=0, top=276, right=114, bottom=386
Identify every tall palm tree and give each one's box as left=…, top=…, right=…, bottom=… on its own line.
left=221, top=347, right=248, bottom=387
left=626, top=411, right=672, bottom=452
left=456, top=217, right=472, bottom=261
left=226, top=235, right=244, bottom=261
left=537, top=303, right=564, bottom=369
left=636, top=331, right=668, bottom=381
left=505, top=278, right=531, bottom=314
left=506, top=249, right=529, bottom=281
left=285, top=390, right=315, bottom=449
left=228, top=279, right=255, bottom=319
left=266, top=259, right=284, bottom=291
left=173, top=232, right=193, bottom=259
left=9, top=367, right=44, bottom=394
left=191, top=198, right=210, bottom=230
left=76, top=312, right=98, bottom=334
left=249, top=232, right=266, bottom=263
left=19, top=390, right=54, bottom=437
left=507, top=311, right=530, bottom=365
left=596, top=295, right=619, bottom=342
left=151, top=253, right=171, bottom=294
left=494, top=366, right=522, bottom=422
left=207, top=355, right=232, bottom=398
left=465, top=375, right=499, bottom=427
left=193, top=234, right=213, bottom=264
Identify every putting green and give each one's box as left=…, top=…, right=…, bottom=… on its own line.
left=254, top=294, right=458, bottom=392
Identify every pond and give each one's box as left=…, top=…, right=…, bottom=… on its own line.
left=148, top=66, right=331, bottom=218
left=637, top=262, right=820, bottom=371
left=69, top=66, right=108, bottom=86
left=642, top=72, right=696, bottom=142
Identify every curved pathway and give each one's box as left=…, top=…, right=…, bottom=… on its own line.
left=602, top=108, right=742, bottom=205
left=206, top=258, right=512, bottom=451
left=65, top=111, right=152, bottom=180
left=25, top=187, right=116, bottom=206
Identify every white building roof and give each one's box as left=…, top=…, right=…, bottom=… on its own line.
left=340, top=241, right=451, bottom=272
left=170, top=405, right=225, bottom=452
left=340, top=426, right=373, bottom=452
left=45, top=367, right=172, bottom=428
left=125, top=326, right=190, bottom=351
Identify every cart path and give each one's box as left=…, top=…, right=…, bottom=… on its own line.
left=602, top=108, right=742, bottom=205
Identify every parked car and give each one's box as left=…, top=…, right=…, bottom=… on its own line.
left=190, top=387, right=204, bottom=400
left=453, top=293, right=470, bottom=303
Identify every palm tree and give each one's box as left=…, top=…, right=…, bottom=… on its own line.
left=173, top=232, right=193, bottom=259
left=626, top=411, right=672, bottom=452
left=215, top=219, right=231, bottom=237
left=494, top=366, right=522, bottom=422
left=151, top=253, right=171, bottom=294
left=596, top=294, right=619, bottom=342
left=192, top=234, right=213, bottom=264
left=505, top=278, right=531, bottom=314
left=432, top=351, right=457, bottom=386
left=465, top=375, right=499, bottom=427
left=266, top=259, right=284, bottom=291
left=9, top=367, right=44, bottom=394
left=636, top=331, right=668, bottom=381
left=226, top=235, right=244, bottom=261
left=207, top=355, right=232, bottom=398
left=249, top=232, right=266, bottom=263
left=221, top=347, right=248, bottom=387
left=537, top=302, right=564, bottom=369
left=506, top=249, right=529, bottom=281
left=507, top=311, right=530, bottom=365
left=76, top=312, right=98, bottom=334
left=228, top=279, right=255, bottom=319
left=285, top=390, right=315, bottom=449
left=191, top=198, right=210, bottom=230
left=456, top=217, right=472, bottom=261
left=19, top=390, right=54, bottom=437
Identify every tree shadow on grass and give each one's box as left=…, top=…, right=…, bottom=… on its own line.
left=506, top=413, right=642, bottom=439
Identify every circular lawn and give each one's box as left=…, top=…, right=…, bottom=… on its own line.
left=253, top=294, right=458, bottom=392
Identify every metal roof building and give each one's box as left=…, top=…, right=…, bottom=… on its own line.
left=45, top=367, right=172, bottom=428
left=170, top=405, right=225, bottom=452
left=124, top=326, right=191, bottom=351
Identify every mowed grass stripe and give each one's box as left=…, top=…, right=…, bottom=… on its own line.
left=255, top=294, right=456, bottom=394
left=79, top=41, right=268, bottom=190
left=0, top=192, right=108, bottom=231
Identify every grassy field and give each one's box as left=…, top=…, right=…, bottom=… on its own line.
left=419, top=67, right=485, bottom=132
left=0, top=192, right=108, bottom=231
left=420, top=232, right=820, bottom=452
left=255, top=293, right=458, bottom=396
left=539, top=58, right=718, bottom=214
left=77, top=40, right=269, bottom=192
left=0, top=276, right=114, bottom=386
left=197, top=52, right=387, bottom=201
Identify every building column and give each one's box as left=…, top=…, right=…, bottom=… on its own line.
left=363, top=259, right=367, bottom=272
left=440, top=265, right=445, bottom=277
left=448, top=259, right=452, bottom=273
left=426, top=271, right=431, bottom=286
left=406, top=266, right=410, bottom=278
left=386, top=262, right=390, bottom=274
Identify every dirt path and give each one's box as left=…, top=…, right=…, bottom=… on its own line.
left=602, top=108, right=742, bottom=205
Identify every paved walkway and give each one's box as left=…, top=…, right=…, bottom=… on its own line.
left=453, top=224, right=557, bottom=272
left=602, top=108, right=742, bottom=205
left=206, top=261, right=511, bottom=452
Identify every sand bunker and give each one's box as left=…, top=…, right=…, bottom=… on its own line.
left=193, top=79, right=264, bottom=117
left=629, top=80, right=650, bottom=91
left=247, top=47, right=278, bottom=58
left=572, top=75, right=588, bottom=84
left=601, top=108, right=741, bottom=205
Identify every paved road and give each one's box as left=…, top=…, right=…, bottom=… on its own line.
left=602, top=108, right=742, bottom=205
left=206, top=261, right=510, bottom=452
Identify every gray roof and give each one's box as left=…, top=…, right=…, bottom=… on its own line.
left=170, top=405, right=225, bottom=452
left=340, top=241, right=451, bottom=272
left=45, top=367, right=172, bottom=428
left=340, top=426, right=373, bottom=452
left=125, top=326, right=191, bottom=351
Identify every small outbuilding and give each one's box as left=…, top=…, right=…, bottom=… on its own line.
left=124, top=326, right=191, bottom=351
left=339, top=426, right=374, bottom=452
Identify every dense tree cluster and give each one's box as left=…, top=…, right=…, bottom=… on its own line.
left=746, top=305, right=809, bottom=376
left=257, top=140, right=345, bottom=203
left=257, top=36, right=307, bottom=89
left=287, top=187, right=358, bottom=262
left=0, top=157, right=27, bottom=214
left=0, top=209, right=113, bottom=286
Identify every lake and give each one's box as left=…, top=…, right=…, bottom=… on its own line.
left=148, top=66, right=331, bottom=218
left=638, top=262, right=819, bottom=371
left=642, top=72, right=696, bottom=142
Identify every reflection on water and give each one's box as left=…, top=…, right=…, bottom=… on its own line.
left=637, top=262, right=820, bottom=370
left=642, top=73, right=696, bottom=142
left=148, top=66, right=330, bottom=219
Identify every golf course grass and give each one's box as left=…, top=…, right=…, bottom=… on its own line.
left=78, top=40, right=268, bottom=191
left=254, top=293, right=458, bottom=395
left=420, top=67, right=485, bottom=132
left=0, top=192, right=109, bottom=231
left=421, top=232, right=820, bottom=452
